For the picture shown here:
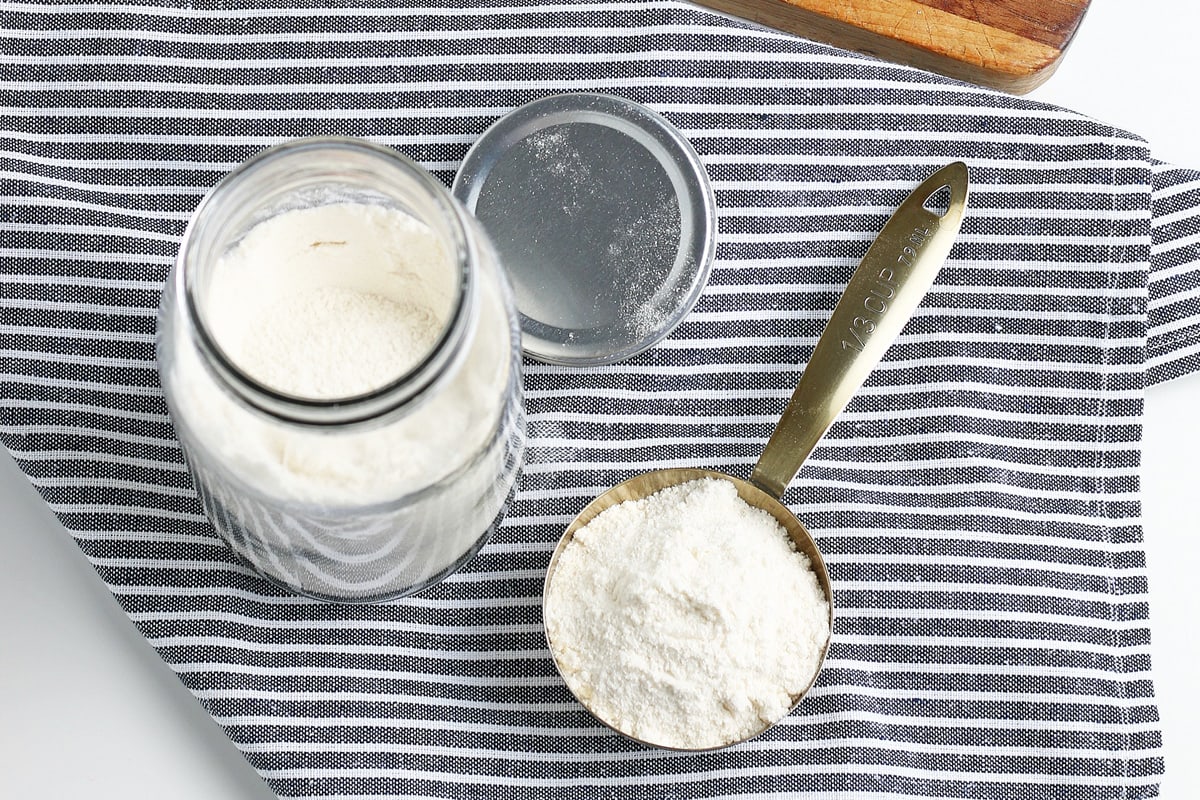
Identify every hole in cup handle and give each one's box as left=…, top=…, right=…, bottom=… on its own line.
left=919, top=161, right=969, bottom=219
left=922, top=183, right=954, bottom=217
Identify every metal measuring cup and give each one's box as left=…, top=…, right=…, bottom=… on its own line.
left=543, top=162, right=970, bottom=750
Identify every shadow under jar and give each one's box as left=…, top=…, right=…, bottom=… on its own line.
left=157, top=138, right=525, bottom=602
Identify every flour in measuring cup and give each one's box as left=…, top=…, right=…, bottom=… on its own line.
left=543, top=478, right=829, bottom=749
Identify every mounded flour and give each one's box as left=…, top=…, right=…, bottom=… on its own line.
left=543, top=477, right=830, bottom=750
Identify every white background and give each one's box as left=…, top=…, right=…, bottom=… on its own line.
left=2, top=4, right=1197, bottom=798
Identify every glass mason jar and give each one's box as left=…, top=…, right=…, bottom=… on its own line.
left=157, top=138, right=525, bottom=602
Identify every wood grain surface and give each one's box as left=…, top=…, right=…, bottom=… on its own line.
left=693, top=0, right=1092, bottom=93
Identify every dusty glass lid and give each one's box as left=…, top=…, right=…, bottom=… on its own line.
left=452, top=93, right=716, bottom=366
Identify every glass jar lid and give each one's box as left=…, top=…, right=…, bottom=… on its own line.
left=452, top=93, right=717, bottom=366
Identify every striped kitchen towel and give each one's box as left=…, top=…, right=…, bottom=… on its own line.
left=2, top=2, right=1199, bottom=798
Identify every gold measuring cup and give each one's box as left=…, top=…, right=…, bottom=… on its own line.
left=543, top=161, right=970, bottom=750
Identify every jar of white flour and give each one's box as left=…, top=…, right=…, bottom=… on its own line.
left=157, top=138, right=525, bottom=601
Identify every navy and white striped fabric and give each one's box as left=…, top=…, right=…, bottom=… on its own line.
left=3, top=2, right=1199, bottom=798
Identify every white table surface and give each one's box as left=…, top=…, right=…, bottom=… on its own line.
left=2, top=4, right=1198, bottom=798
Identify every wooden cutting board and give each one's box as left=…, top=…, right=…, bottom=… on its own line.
left=691, top=0, right=1092, bottom=93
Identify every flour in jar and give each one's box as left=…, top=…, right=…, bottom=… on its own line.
left=543, top=477, right=830, bottom=750
left=204, top=203, right=455, bottom=399
left=174, top=201, right=507, bottom=507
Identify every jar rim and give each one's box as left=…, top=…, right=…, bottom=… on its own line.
left=175, top=137, right=474, bottom=427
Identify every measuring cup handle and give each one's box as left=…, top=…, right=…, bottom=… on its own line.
left=749, top=162, right=969, bottom=499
